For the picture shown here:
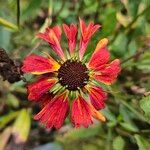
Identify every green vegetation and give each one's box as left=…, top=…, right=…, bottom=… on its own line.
left=0, top=0, right=150, bottom=149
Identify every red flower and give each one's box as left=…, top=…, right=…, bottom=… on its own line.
left=22, top=19, right=121, bottom=129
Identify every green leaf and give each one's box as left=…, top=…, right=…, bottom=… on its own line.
left=134, top=134, right=150, bottom=150
left=110, top=33, right=128, bottom=57
left=128, top=40, right=137, bottom=55
left=22, top=0, right=42, bottom=20
left=12, top=109, right=31, bottom=143
left=113, top=136, right=125, bottom=150
left=139, top=95, right=150, bottom=118
left=128, top=0, right=141, bottom=17
left=0, top=17, right=18, bottom=31
left=102, top=107, right=117, bottom=127
left=101, top=8, right=117, bottom=36
left=6, top=94, right=19, bottom=108
left=136, top=51, right=150, bottom=71
left=119, top=122, right=139, bottom=132
left=0, top=27, right=11, bottom=49
left=119, top=105, right=139, bottom=130
left=0, top=111, right=19, bottom=129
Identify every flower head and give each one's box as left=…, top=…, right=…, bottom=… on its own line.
left=22, top=19, right=121, bottom=129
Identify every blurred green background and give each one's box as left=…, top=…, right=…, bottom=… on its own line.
left=0, top=0, right=150, bottom=150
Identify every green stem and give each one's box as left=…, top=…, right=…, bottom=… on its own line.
left=16, top=0, right=20, bottom=27
left=125, top=5, right=150, bottom=33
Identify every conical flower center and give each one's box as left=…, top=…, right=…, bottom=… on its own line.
left=58, top=59, right=89, bottom=91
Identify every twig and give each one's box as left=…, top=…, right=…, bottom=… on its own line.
left=125, top=5, right=150, bottom=34
left=121, top=49, right=145, bottom=64
left=121, top=46, right=150, bottom=65
left=27, top=41, right=42, bottom=56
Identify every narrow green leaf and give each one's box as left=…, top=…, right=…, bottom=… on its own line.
left=12, top=109, right=31, bottom=143
left=22, top=0, right=42, bottom=20
left=0, top=17, right=18, bottom=30
left=119, top=122, right=139, bottom=132
left=0, top=111, right=19, bottom=129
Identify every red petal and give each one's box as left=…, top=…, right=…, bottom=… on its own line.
left=38, top=93, right=54, bottom=108
left=88, top=86, right=107, bottom=110
left=63, top=24, right=78, bottom=55
left=88, top=103, right=106, bottom=122
left=71, top=96, right=93, bottom=128
left=94, top=59, right=121, bottom=85
left=88, top=39, right=110, bottom=70
left=79, top=18, right=101, bottom=60
left=27, top=77, right=57, bottom=101
left=22, top=54, right=60, bottom=74
left=34, top=94, right=69, bottom=129
left=52, top=26, right=62, bottom=41
left=37, top=26, right=65, bottom=60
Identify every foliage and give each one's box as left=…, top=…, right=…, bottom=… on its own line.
left=0, top=0, right=150, bottom=149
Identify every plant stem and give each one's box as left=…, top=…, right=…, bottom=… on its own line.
left=121, top=46, right=150, bottom=65
left=106, top=127, right=113, bottom=150
left=16, top=0, right=20, bottom=27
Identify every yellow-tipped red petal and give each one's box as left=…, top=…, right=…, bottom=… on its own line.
left=88, top=38, right=110, bottom=70
left=89, top=103, right=106, bottom=122
left=22, top=54, right=60, bottom=75
left=27, top=77, right=57, bottom=101
left=95, top=38, right=108, bottom=52
left=37, top=26, right=65, bottom=60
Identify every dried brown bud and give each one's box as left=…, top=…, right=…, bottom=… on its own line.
left=0, top=48, right=23, bottom=83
